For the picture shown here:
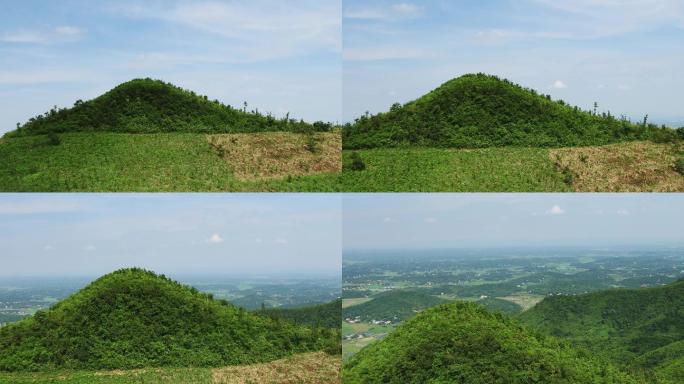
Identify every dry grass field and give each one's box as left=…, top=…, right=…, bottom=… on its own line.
left=342, top=298, right=373, bottom=308
left=208, top=131, right=341, bottom=181
left=550, top=141, right=684, bottom=192
left=212, top=352, right=340, bottom=384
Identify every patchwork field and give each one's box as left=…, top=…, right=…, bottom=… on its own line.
left=342, top=298, right=373, bottom=308
left=0, top=132, right=340, bottom=192
left=0, top=352, right=340, bottom=384
left=550, top=141, right=684, bottom=192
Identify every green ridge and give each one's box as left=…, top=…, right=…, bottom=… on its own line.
left=256, top=299, right=342, bottom=330
left=343, top=302, right=639, bottom=384
left=343, top=73, right=679, bottom=149
left=343, top=290, right=446, bottom=322
left=0, top=268, right=338, bottom=372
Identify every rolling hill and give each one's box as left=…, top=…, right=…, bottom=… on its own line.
left=256, top=299, right=341, bottom=330
left=343, top=302, right=639, bottom=383
left=519, top=279, right=684, bottom=382
left=0, top=268, right=339, bottom=372
left=343, top=290, right=446, bottom=322
left=5, top=78, right=330, bottom=137
left=343, top=73, right=680, bottom=150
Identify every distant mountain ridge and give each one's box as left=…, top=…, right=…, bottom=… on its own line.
left=343, top=73, right=682, bottom=149
left=6, top=78, right=332, bottom=137
left=0, top=268, right=338, bottom=371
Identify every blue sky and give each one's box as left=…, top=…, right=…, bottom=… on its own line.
left=0, top=0, right=341, bottom=134
left=0, top=194, right=341, bottom=277
left=343, top=0, right=684, bottom=125
left=343, top=194, right=684, bottom=250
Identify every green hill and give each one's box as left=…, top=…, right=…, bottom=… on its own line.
left=343, top=290, right=446, bottom=322
left=0, top=268, right=338, bottom=372
left=343, top=73, right=679, bottom=149
left=5, top=78, right=330, bottom=137
left=519, top=279, right=684, bottom=382
left=343, top=302, right=638, bottom=383
left=256, top=299, right=342, bottom=329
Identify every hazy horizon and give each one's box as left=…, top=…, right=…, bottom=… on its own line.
left=0, top=194, right=342, bottom=277
left=343, top=194, right=684, bottom=250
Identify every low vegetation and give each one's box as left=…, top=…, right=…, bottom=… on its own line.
left=0, top=268, right=339, bottom=372
left=207, top=131, right=341, bottom=181
left=339, top=147, right=572, bottom=192
left=343, top=290, right=446, bottom=322
left=255, top=299, right=341, bottom=330
left=550, top=141, right=684, bottom=192
left=343, top=302, right=640, bottom=383
left=0, top=352, right=339, bottom=384
left=0, top=133, right=340, bottom=192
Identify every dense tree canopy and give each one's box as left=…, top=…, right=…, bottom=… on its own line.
left=343, top=73, right=680, bottom=149
left=519, top=279, right=684, bottom=383
left=0, top=268, right=339, bottom=372
left=6, top=79, right=333, bottom=137
left=256, top=299, right=341, bottom=330
left=343, top=302, right=639, bottom=383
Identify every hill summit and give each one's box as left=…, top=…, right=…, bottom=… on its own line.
left=343, top=301, right=639, bottom=383
left=8, top=79, right=329, bottom=137
left=343, top=73, right=678, bottom=149
left=0, top=268, right=338, bottom=371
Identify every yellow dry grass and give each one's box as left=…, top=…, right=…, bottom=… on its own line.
left=207, top=132, right=341, bottom=181
left=342, top=298, right=373, bottom=308
left=550, top=141, right=684, bottom=192
left=211, top=352, right=340, bottom=384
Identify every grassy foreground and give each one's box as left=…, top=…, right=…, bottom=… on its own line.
left=0, top=352, right=340, bottom=384
left=340, top=147, right=572, bottom=192
left=0, top=132, right=340, bottom=192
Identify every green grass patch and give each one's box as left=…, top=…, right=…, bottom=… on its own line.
left=339, top=147, right=571, bottom=192
left=0, top=133, right=340, bottom=192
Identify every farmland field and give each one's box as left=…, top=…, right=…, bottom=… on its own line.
left=0, top=132, right=340, bottom=192
left=0, top=352, right=339, bottom=384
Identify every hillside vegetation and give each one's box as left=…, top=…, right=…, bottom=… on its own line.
left=343, top=290, right=446, bottom=322
left=0, top=268, right=339, bottom=372
left=343, top=73, right=680, bottom=149
left=519, top=279, right=684, bottom=383
left=0, top=351, right=339, bottom=384
left=6, top=78, right=332, bottom=137
left=256, top=299, right=342, bottom=330
left=343, top=302, right=639, bottom=383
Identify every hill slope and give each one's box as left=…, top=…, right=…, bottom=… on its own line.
left=343, top=302, right=638, bottom=383
left=256, top=299, right=341, bottom=329
left=0, top=268, right=338, bottom=372
left=519, top=279, right=684, bottom=381
left=6, top=78, right=329, bottom=137
left=343, top=73, right=678, bottom=149
left=342, top=290, right=446, bottom=322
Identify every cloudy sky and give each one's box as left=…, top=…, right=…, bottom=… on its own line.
left=343, top=194, right=684, bottom=250
left=0, top=0, right=341, bottom=134
left=343, top=0, right=684, bottom=125
left=0, top=194, right=341, bottom=277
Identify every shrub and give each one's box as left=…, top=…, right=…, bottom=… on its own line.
left=345, top=152, right=366, bottom=171
left=47, top=132, right=60, bottom=146
left=305, top=134, right=318, bottom=153
left=675, top=156, right=684, bottom=175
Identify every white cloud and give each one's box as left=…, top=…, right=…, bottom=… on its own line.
left=83, top=245, right=96, bottom=251
left=345, top=2, right=422, bottom=20
left=0, top=69, right=93, bottom=85
left=344, top=47, right=426, bottom=61
left=275, top=237, right=289, bottom=245
left=1, top=32, right=45, bottom=43
left=55, top=26, right=85, bottom=36
left=207, top=233, right=224, bottom=244
left=616, top=209, right=630, bottom=215
left=546, top=205, right=566, bottom=215
left=1, top=26, right=85, bottom=44
left=382, top=217, right=392, bottom=223
left=255, top=237, right=263, bottom=243
left=424, top=217, right=437, bottom=223
left=551, top=80, right=567, bottom=89
left=43, top=245, right=54, bottom=251
left=392, top=3, right=421, bottom=14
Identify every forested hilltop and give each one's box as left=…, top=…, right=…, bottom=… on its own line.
left=519, top=278, right=684, bottom=383
left=343, top=302, right=640, bottom=384
left=0, top=268, right=339, bottom=372
left=343, top=73, right=683, bottom=149
left=5, top=78, right=333, bottom=137
left=256, top=299, right=341, bottom=330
